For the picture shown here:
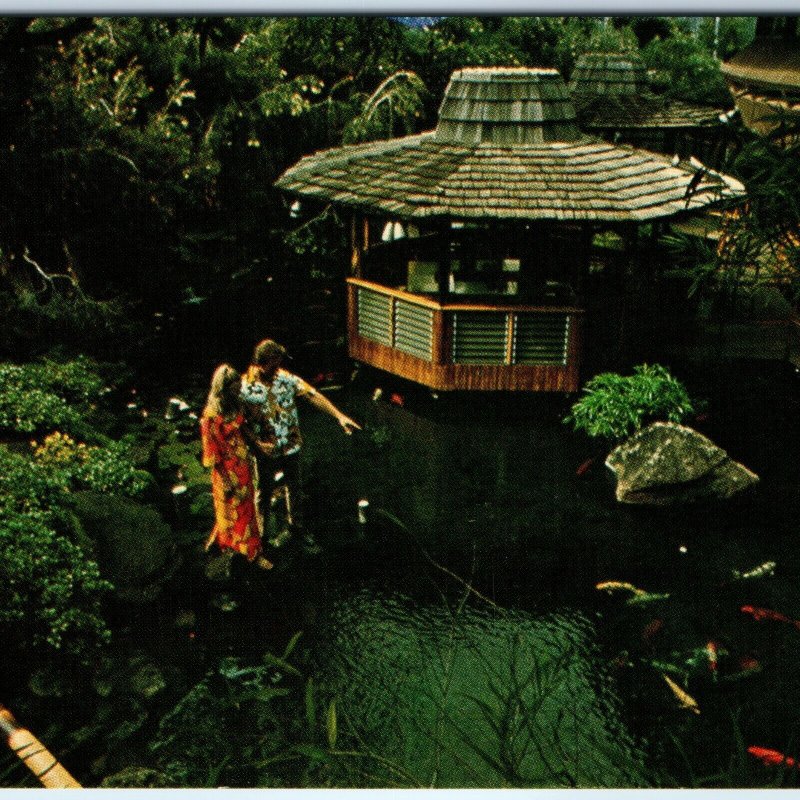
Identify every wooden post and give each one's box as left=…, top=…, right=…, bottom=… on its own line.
left=435, top=220, right=451, bottom=305
left=0, top=704, right=81, bottom=788
left=350, top=214, right=362, bottom=276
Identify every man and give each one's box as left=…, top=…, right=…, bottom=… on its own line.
left=241, top=338, right=361, bottom=553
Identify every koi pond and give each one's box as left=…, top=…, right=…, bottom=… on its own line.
left=3, top=354, right=800, bottom=788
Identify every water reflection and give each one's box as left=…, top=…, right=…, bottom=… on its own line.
left=315, top=592, right=648, bottom=787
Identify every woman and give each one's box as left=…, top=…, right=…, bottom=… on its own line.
left=200, top=363, right=272, bottom=570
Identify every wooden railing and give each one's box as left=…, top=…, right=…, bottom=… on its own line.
left=346, top=278, right=584, bottom=392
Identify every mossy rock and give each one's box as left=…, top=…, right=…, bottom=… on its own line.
left=72, top=491, right=179, bottom=603
left=127, top=653, right=167, bottom=699
left=606, top=422, right=759, bottom=505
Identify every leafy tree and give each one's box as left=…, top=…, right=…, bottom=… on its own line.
left=642, top=31, right=731, bottom=104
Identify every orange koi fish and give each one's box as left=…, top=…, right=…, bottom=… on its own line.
left=748, top=746, right=799, bottom=769
left=739, top=656, right=761, bottom=672
left=706, top=641, right=719, bottom=673
left=662, top=674, right=700, bottom=714
left=741, top=605, right=800, bottom=629
left=642, top=619, right=664, bottom=642
left=390, top=393, right=405, bottom=407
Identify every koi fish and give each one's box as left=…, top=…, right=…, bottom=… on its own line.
left=372, top=388, right=383, bottom=401
left=739, top=656, right=761, bottom=672
left=596, top=581, right=646, bottom=597
left=312, top=372, right=326, bottom=386
left=662, top=674, right=700, bottom=714
left=732, top=561, right=776, bottom=580
left=741, top=605, right=800, bottom=629
left=706, top=641, right=719, bottom=674
left=694, top=412, right=710, bottom=424
left=576, top=457, right=595, bottom=477
left=642, top=619, right=664, bottom=642
left=748, top=746, right=799, bottom=769
left=390, top=393, right=404, bottom=407
left=627, top=591, right=671, bottom=605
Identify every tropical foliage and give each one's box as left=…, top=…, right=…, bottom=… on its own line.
left=565, top=364, right=695, bottom=442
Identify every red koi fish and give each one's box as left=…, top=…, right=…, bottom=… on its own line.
left=748, top=746, right=799, bottom=769
left=642, top=619, right=663, bottom=642
left=739, top=656, right=761, bottom=672
left=741, top=605, right=800, bottom=629
left=576, top=457, right=595, bottom=477
left=312, top=372, right=326, bottom=386
left=390, top=393, right=405, bottom=407
left=706, top=641, right=719, bottom=674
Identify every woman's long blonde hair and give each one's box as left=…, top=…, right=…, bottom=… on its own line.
left=203, top=363, right=240, bottom=419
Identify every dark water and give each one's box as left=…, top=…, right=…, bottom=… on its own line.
left=7, top=355, right=800, bottom=787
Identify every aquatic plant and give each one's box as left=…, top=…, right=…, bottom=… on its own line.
left=564, top=364, right=695, bottom=442
left=150, top=634, right=312, bottom=787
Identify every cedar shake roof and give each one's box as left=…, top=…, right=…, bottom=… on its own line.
left=570, top=52, right=725, bottom=130
left=276, top=67, right=744, bottom=223
left=721, top=38, right=800, bottom=132
left=721, top=38, right=800, bottom=95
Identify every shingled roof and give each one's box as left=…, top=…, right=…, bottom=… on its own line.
left=570, top=52, right=725, bottom=130
left=721, top=38, right=800, bottom=133
left=276, top=67, right=744, bottom=223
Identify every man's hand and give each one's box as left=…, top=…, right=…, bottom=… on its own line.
left=337, top=414, right=362, bottom=435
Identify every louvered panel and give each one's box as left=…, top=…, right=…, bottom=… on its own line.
left=452, top=312, right=508, bottom=364
left=514, top=313, right=570, bottom=365
left=357, top=287, right=392, bottom=345
left=394, top=299, right=434, bottom=361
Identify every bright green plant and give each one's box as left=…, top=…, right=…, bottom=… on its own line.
left=0, top=508, right=111, bottom=658
left=565, top=364, right=695, bottom=442
left=642, top=32, right=730, bottom=104
left=0, top=445, right=69, bottom=514
left=33, top=431, right=151, bottom=497
left=0, top=358, right=106, bottom=436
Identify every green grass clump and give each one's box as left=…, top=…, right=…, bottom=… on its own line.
left=565, top=364, right=695, bottom=443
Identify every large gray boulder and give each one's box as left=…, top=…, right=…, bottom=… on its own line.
left=73, top=491, right=179, bottom=603
left=606, top=422, right=758, bottom=505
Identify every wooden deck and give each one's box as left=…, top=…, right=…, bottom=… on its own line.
left=346, top=278, right=584, bottom=392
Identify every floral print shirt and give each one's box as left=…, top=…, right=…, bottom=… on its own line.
left=240, top=367, right=315, bottom=457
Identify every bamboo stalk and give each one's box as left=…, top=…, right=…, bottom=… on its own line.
left=0, top=704, right=81, bottom=788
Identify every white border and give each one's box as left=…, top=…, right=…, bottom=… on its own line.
left=0, top=1, right=797, bottom=13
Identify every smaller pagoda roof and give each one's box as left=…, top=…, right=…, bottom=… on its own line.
left=721, top=38, right=800, bottom=96
left=570, top=52, right=726, bottom=130
left=276, top=67, right=744, bottom=224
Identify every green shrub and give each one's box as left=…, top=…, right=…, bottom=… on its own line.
left=642, top=33, right=730, bottom=105
left=33, top=431, right=152, bottom=497
left=0, top=508, right=112, bottom=658
left=565, top=364, right=695, bottom=442
left=0, top=445, right=69, bottom=514
left=0, top=358, right=106, bottom=437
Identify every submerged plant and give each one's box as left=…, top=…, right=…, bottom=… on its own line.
left=564, top=364, right=695, bottom=443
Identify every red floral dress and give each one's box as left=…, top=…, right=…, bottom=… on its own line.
left=200, top=413, right=261, bottom=560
